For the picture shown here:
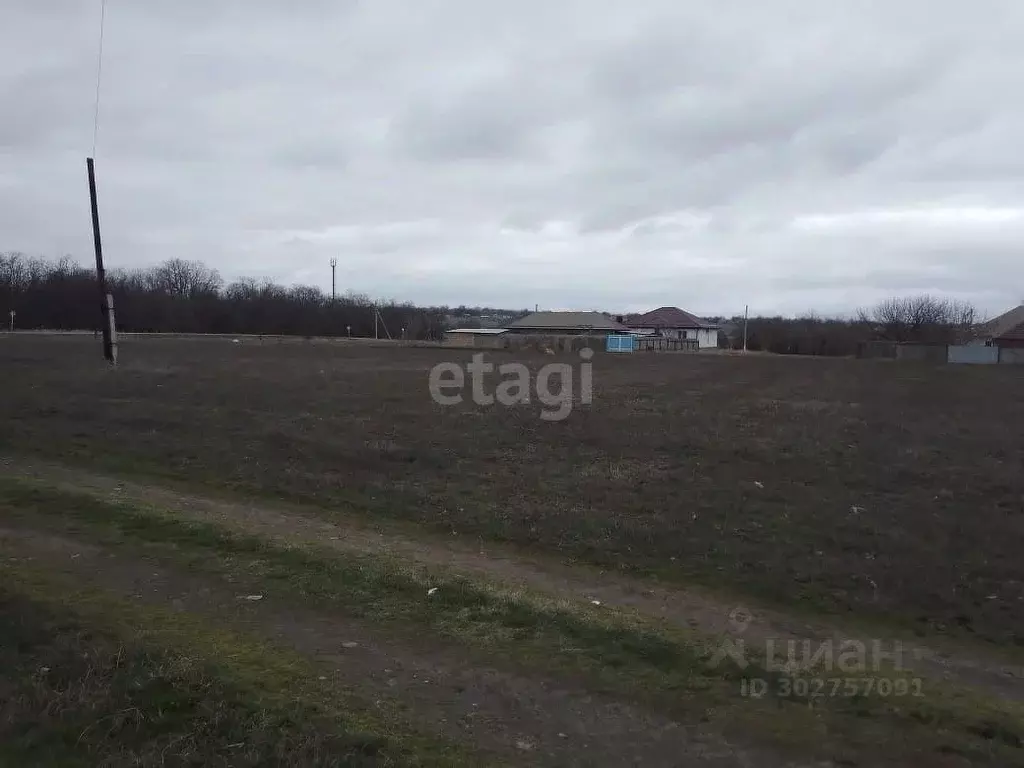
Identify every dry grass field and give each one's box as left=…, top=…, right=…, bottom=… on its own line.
left=2, top=333, right=1024, bottom=766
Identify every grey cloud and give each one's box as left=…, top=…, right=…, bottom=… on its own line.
left=3, top=0, right=1024, bottom=317
left=391, top=95, right=539, bottom=163
left=270, top=141, right=349, bottom=171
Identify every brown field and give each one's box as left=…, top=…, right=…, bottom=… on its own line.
left=2, top=333, right=1024, bottom=766
left=5, top=334, right=1023, bottom=642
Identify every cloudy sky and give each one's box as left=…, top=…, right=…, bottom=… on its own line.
left=3, top=1, right=1024, bottom=317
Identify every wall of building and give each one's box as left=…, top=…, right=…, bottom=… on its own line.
left=443, top=333, right=508, bottom=349
left=696, top=328, right=718, bottom=348
left=503, top=334, right=607, bottom=353
left=628, top=327, right=718, bottom=347
left=999, top=347, right=1024, bottom=364
left=444, top=333, right=475, bottom=348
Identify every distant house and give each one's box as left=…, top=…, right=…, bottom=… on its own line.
left=506, top=311, right=631, bottom=335
left=623, top=307, right=720, bottom=349
left=972, top=304, right=1024, bottom=349
left=443, top=328, right=509, bottom=348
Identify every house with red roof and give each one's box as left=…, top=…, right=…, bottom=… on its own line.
left=622, top=307, right=720, bottom=349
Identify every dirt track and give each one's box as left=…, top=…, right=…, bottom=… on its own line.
left=4, top=459, right=1019, bottom=704
left=0, top=522, right=786, bottom=768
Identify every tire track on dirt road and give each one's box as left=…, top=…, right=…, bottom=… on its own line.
left=0, top=524, right=792, bottom=768
left=3, top=458, right=1022, bottom=704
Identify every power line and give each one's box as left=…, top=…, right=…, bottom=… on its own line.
left=87, top=0, right=115, bottom=364
left=91, top=0, right=107, bottom=157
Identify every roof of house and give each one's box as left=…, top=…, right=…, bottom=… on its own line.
left=446, top=328, right=509, bottom=335
left=1001, top=322, right=1024, bottom=341
left=981, top=304, right=1024, bottom=341
left=623, top=307, right=719, bottom=329
left=507, top=311, right=631, bottom=332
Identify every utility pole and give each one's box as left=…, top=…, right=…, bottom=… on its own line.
left=742, top=304, right=749, bottom=353
left=329, top=258, right=337, bottom=301
left=87, top=157, right=116, bottom=364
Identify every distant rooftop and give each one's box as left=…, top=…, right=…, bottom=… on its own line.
left=507, top=311, right=631, bottom=332
left=980, top=304, right=1024, bottom=341
left=446, top=328, right=509, bottom=335
left=624, top=307, right=719, bottom=329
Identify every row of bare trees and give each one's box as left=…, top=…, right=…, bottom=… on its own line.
left=1, top=252, right=446, bottom=339
left=3, top=252, right=984, bottom=352
left=719, top=295, right=982, bottom=356
left=722, top=315, right=871, bottom=356
left=856, top=295, right=977, bottom=344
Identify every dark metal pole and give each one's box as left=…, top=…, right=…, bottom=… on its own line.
left=87, top=157, right=114, bottom=363
left=330, top=258, right=337, bottom=301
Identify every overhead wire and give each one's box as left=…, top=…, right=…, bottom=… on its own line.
left=91, top=0, right=107, bottom=157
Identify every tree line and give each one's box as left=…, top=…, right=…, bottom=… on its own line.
left=718, top=296, right=980, bottom=356
left=3, top=252, right=983, bottom=354
left=1, top=253, right=447, bottom=339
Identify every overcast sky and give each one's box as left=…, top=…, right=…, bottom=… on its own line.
left=3, top=1, right=1024, bottom=317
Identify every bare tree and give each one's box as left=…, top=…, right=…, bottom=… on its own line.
left=859, top=294, right=978, bottom=343
left=944, top=298, right=977, bottom=338
left=50, top=255, right=78, bottom=278
left=151, top=259, right=223, bottom=298
left=224, top=277, right=262, bottom=302
left=0, top=252, right=48, bottom=293
left=288, top=285, right=325, bottom=306
left=107, top=267, right=151, bottom=293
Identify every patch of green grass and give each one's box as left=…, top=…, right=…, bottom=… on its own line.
left=2, top=476, right=1024, bottom=766
left=0, top=571, right=474, bottom=768
left=0, top=477, right=718, bottom=693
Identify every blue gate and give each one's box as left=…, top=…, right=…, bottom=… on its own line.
left=606, top=334, right=634, bottom=353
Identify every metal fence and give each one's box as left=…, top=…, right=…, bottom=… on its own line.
left=857, top=341, right=1024, bottom=364
left=948, top=345, right=999, bottom=364
left=633, top=336, right=699, bottom=352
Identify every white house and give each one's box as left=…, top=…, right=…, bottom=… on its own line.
left=623, top=307, right=720, bottom=348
